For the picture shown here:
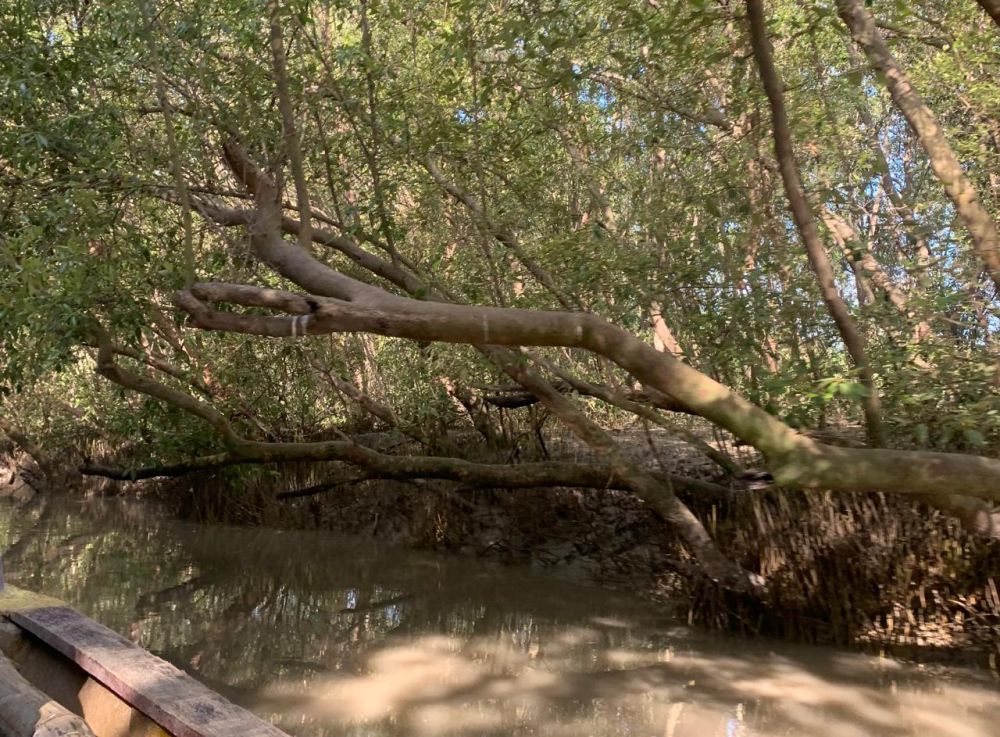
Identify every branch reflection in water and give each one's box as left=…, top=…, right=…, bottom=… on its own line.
left=0, top=495, right=996, bottom=737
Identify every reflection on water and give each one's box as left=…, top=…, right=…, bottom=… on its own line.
left=0, top=495, right=997, bottom=736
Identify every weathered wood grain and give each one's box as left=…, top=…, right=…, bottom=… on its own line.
left=10, top=606, right=289, bottom=737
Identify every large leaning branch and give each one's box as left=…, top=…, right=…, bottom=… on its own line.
left=175, top=184, right=697, bottom=425
left=140, top=138, right=1000, bottom=594
left=89, top=318, right=758, bottom=589
left=163, top=141, right=763, bottom=592
left=174, top=281, right=1000, bottom=501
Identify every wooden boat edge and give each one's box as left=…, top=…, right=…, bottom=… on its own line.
left=0, top=585, right=290, bottom=737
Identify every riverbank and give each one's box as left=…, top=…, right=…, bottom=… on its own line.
left=5, top=428, right=1000, bottom=663
left=2, top=493, right=999, bottom=737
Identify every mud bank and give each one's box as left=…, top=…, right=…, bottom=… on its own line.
left=17, top=428, right=1000, bottom=662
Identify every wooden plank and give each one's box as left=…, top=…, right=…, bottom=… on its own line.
left=9, top=605, right=289, bottom=737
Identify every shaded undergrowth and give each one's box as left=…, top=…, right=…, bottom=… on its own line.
left=14, top=430, right=1000, bottom=661
left=695, top=490, right=1000, bottom=657
left=168, top=462, right=1000, bottom=660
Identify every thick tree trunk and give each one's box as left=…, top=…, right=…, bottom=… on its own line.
left=746, top=0, right=886, bottom=447
left=837, top=0, right=1000, bottom=293
left=174, top=280, right=1000, bottom=501
left=976, top=0, right=1000, bottom=29
left=136, top=147, right=763, bottom=591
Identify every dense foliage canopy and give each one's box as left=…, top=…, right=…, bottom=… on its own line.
left=2, top=0, right=1000, bottom=588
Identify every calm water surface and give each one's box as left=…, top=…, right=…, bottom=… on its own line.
left=0, top=495, right=997, bottom=737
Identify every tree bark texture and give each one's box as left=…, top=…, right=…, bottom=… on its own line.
left=838, top=0, right=1000, bottom=293
left=747, top=0, right=887, bottom=447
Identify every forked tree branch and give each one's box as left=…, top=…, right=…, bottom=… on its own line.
left=159, top=141, right=764, bottom=591
left=837, top=0, right=1000, bottom=292
left=88, top=321, right=759, bottom=588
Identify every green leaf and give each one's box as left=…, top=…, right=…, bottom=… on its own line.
left=962, top=428, right=985, bottom=447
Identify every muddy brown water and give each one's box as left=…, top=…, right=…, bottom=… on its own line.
left=0, top=495, right=997, bottom=737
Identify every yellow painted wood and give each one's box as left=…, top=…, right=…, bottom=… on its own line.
left=0, top=650, right=97, bottom=736
left=0, top=585, right=66, bottom=614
